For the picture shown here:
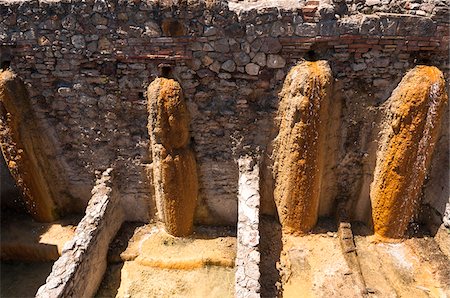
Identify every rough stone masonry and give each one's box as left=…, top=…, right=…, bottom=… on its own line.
left=0, top=0, right=448, bottom=228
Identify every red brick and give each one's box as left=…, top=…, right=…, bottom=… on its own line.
left=366, top=39, right=380, bottom=45
left=380, top=39, right=395, bottom=45
left=302, top=7, right=317, bottom=13
left=405, top=40, right=418, bottom=46
left=349, top=43, right=370, bottom=48
left=417, top=41, right=430, bottom=46
left=420, top=46, right=438, bottom=51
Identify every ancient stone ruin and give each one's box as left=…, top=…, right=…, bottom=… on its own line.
left=0, top=0, right=449, bottom=297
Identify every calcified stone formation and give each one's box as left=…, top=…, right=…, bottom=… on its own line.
left=272, top=61, right=332, bottom=235
left=0, top=70, right=63, bottom=222
left=147, top=78, right=198, bottom=237
left=371, top=66, right=448, bottom=240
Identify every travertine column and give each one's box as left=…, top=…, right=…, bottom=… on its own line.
left=147, top=78, right=198, bottom=237
left=0, top=70, right=62, bottom=221
left=371, top=66, right=448, bottom=239
left=272, top=61, right=332, bottom=234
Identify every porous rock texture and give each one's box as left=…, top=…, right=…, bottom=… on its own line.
left=272, top=61, right=332, bottom=235
left=147, top=78, right=198, bottom=237
left=0, top=70, right=68, bottom=222
left=371, top=65, right=448, bottom=239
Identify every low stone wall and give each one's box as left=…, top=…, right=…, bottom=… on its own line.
left=36, top=168, right=124, bottom=298
left=235, top=156, right=261, bottom=297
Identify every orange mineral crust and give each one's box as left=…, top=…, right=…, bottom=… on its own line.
left=0, top=70, right=60, bottom=222
left=371, top=66, right=448, bottom=239
left=147, top=78, right=198, bottom=237
left=272, top=61, right=332, bottom=235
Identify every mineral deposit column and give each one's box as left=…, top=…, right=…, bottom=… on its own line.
left=0, top=70, right=59, bottom=221
left=147, top=78, right=198, bottom=237
left=371, top=66, right=448, bottom=239
left=273, top=61, right=332, bottom=235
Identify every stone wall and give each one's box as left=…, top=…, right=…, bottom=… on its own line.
left=235, top=156, right=261, bottom=297
left=0, top=0, right=448, bottom=225
left=36, top=168, right=124, bottom=298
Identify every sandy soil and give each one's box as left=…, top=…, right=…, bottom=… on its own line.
left=354, top=225, right=450, bottom=298
left=278, top=220, right=364, bottom=298
left=260, top=218, right=450, bottom=298
left=97, top=223, right=236, bottom=298
left=1, top=210, right=79, bottom=261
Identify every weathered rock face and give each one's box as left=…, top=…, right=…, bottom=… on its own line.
left=272, top=61, right=332, bottom=235
left=147, top=78, right=198, bottom=237
left=0, top=70, right=68, bottom=222
left=371, top=66, right=448, bottom=239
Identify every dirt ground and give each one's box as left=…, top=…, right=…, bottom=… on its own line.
left=1, top=209, right=79, bottom=261
left=0, top=261, right=53, bottom=297
left=96, top=223, right=236, bottom=298
left=260, top=217, right=450, bottom=298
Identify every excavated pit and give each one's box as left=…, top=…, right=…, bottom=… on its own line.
left=1, top=0, right=450, bottom=296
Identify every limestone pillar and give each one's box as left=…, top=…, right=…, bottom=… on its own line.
left=371, top=66, right=448, bottom=239
left=147, top=78, right=198, bottom=237
left=272, top=61, right=332, bottom=234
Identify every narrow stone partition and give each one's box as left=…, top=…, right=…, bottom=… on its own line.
left=235, top=156, right=261, bottom=298
left=147, top=77, right=198, bottom=237
left=272, top=61, right=332, bottom=234
left=36, top=168, right=124, bottom=298
left=371, top=66, right=448, bottom=239
left=0, top=70, right=67, bottom=221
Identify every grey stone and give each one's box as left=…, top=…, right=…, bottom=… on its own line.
left=201, top=55, right=214, bottom=66
left=209, top=61, right=221, bottom=73
left=295, top=23, right=319, bottom=37
left=250, top=39, right=262, bottom=52
left=222, top=60, right=236, bottom=72
left=245, top=63, right=260, bottom=76
left=92, top=13, right=108, bottom=26
left=233, top=52, right=251, bottom=66
left=241, top=41, right=251, bottom=54
left=270, top=21, right=286, bottom=37
left=62, top=15, right=77, bottom=30
left=320, top=21, right=337, bottom=36
left=360, top=15, right=381, bottom=35
left=379, top=17, right=398, bottom=35
left=252, top=52, right=266, bottom=67
left=203, top=43, right=214, bottom=52
left=267, top=54, right=286, bottom=69
left=144, top=21, right=162, bottom=37
left=318, top=3, right=337, bottom=20
left=260, top=37, right=282, bottom=54
left=374, top=58, right=390, bottom=68
left=71, top=35, right=85, bottom=49
left=338, top=18, right=361, bottom=35
left=351, top=63, right=367, bottom=71
left=214, top=38, right=230, bottom=53
left=204, top=26, right=218, bottom=36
